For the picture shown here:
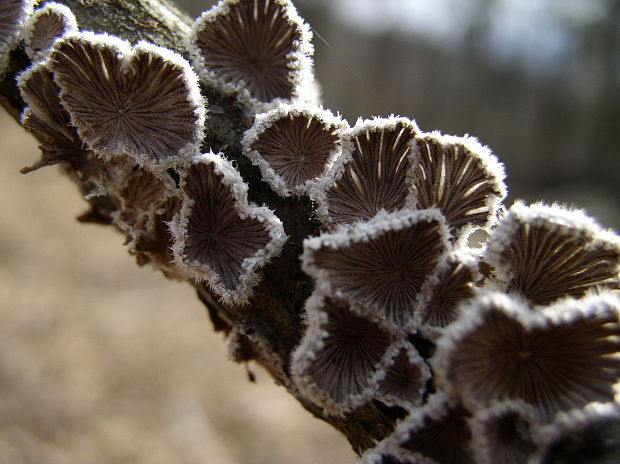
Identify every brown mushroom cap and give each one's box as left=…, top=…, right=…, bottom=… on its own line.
left=48, top=32, right=205, bottom=169
left=484, top=201, right=620, bottom=306
left=314, top=116, right=419, bottom=228
left=189, top=0, right=314, bottom=104
left=433, top=291, right=620, bottom=422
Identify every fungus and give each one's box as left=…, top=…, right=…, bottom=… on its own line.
left=132, top=196, right=183, bottom=279
left=48, top=31, right=205, bottom=169
left=242, top=104, right=346, bottom=196
left=17, top=61, right=128, bottom=186
left=113, top=167, right=174, bottom=231
left=314, top=116, right=419, bottom=228
left=396, top=393, right=475, bottom=464
left=188, top=0, right=314, bottom=104
left=376, top=343, right=430, bottom=409
left=469, top=400, right=538, bottom=464
left=532, top=402, right=620, bottom=464
left=417, top=251, right=481, bottom=339
left=171, top=152, right=287, bottom=305
left=412, top=132, right=506, bottom=240
left=433, top=291, right=620, bottom=422
left=484, top=201, right=620, bottom=306
left=291, top=290, right=397, bottom=415
left=23, top=2, right=77, bottom=60
left=302, top=209, right=449, bottom=329
left=0, top=0, right=33, bottom=75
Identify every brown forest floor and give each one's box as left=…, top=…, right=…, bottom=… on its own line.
left=0, top=111, right=354, bottom=464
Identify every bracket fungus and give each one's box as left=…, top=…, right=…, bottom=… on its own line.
left=3, top=0, right=620, bottom=461
left=48, top=31, right=205, bottom=169
left=171, top=152, right=287, bottom=305
left=412, top=132, right=506, bottom=241
left=242, top=104, right=347, bottom=196
left=302, top=209, right=450, bottom=330
left=0, top=0, right=33, bottom=75
left=416, top=250, right=481, bottom=339
left=469, top=400, right=538, bottom=464
left=394, top=393, right=475, bottom=464
left=314, top=116, right=419, bottom=228
left=23, top=2, right=77, bottom=61
left=484, top=201, right=620, bottom=306
left=188, top=0, right=314, bottom=106
left=376, top=343, right=430, bottom=410
left=291, top=290, right=398, bottom=415
left=433, top=291, right=620, bottom=422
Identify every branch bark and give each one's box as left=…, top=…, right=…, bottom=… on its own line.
left=0, top=0, right=397, bottom=454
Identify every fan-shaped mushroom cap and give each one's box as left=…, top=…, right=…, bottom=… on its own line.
left=291, top=290, right=399, bottom=415
left=484, top=201, right=620, bottom=306
left=48, top=31, right=205, bottom=169
left=313, top=116, right=419, bottom=228
left=302, top=208, right=450, bottom=330
left=0, top=0, right=33, bottom=75
left=188, top=0, right=314, bottom=106
left=376, top=343, right=430, bottom=409
left=17, top=61, right=129, bottom=184
left=531, top=402, right=620, bottom=464
left=416, top=250, right=481, bottom=339
left=433, top=291, right=620, bottom=422
left=393, top=393, right=475, bottom=464
left=23, top=2, right=77, bottom=60
left=412, top=132, right=506, bottom=241
left=171, top=151, right=287, bottom=305
left=242, top=103, right=347, bottom=196
left=469, top=400, right=538, bottom=464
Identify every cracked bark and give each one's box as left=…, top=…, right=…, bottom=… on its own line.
left=0, top=0, right=398, bottom=455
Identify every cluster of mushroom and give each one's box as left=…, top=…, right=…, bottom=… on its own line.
left=3, top=0, right=620, bottom=462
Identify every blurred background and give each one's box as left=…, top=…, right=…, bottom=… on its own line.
left=1, top=0, right=619, bottom=463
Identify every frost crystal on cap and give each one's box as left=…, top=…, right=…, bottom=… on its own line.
left=485, top=201, right=620, bottom=305
left=24, top=2, right=77, bottom=60
left=396, top=394, right=474, bottom=464
left=189, top=0, right=313, bottom=104
left=412, top=132, right=506, bottom=239
left=48, top=32, right=205, bottom=169
left=291, top=291, right=396, bottom=415
left=417, top=251, right=480, bottom=339
left=302, top=209, right=449, bottom=329
left=433, top=292, right=620, bottom=422
left=0, top=0, right=33, bottom=75
left=242, top=104, right=346, bottom=196
left=314, top=117, right=419, bottom=227
left=470, top=400, right=538, bottom=464
left=171, top=152, right=287, bottom=305
left=376, top=344, right=430, bottom=409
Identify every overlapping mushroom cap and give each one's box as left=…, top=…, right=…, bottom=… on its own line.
left=302, top=208, right=450, bottom=330
left=171, top=151, right=287, bottom=305
left=394, top=393, right=475, bottom=464
left=242, top=104, right=347, bottom=196
left=314, top=116, right=419, bottom=228
left=291, top=290, right=399, bottom=415
left=433, top=291, right=620, bottom=422
left=469, top=400, right=538, bottom=464
left=48, top=31, right=205, bottom=169
left=412, top=132, right=506, bottom=241
left=484, top=201, right=620, bottom=305
left=0, top=0, right=33, bottom=75
left=376, top=343, right=430, bottom=410
left=23, top=2, right=77, bottom=60
left=188, top=0, right=314, bottom=106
